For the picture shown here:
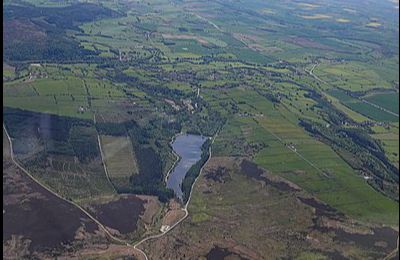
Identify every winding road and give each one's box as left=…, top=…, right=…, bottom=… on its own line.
left=4, top=122, right=219, bottom=260
left=3, top=124, right=138, bottom=252
left=133, top=131, right=219, bottom=260
left=305, top=63, right=327, bottom=84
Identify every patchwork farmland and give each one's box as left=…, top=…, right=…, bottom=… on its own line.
left=3, top=0, right=399, bottom=259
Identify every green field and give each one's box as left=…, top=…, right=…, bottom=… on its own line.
left=328, top=89, right=399, bottom=122
left=2, top=0, right=399, bottom=257
left=3, top=63, right=15, bottom=79
left=100, top=135, right=139, bottom=190
left=211, top=89, right=399, bottom=225
left=364, top=92, right=399, bottom=114
left=371, top=125, right=400, bottom=167
left=314, top=62, right=397, bottom=91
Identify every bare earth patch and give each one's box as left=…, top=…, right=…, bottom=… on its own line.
left=297, top=3, right=320, bottom=10
left=336, top=18, right=351, bottom=23
left=139, top=195, right=162, bottom=226
left=300, top=14, right=332, bottom=20
left=367, top=22, right=382, bottom=28
left=161, top=200, right=186, bottom=227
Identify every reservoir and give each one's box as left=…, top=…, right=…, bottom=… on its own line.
left=166, top=134, right=207, bottom=201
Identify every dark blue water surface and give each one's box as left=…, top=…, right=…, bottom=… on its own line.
left=166, top=134, right=207, bottom=200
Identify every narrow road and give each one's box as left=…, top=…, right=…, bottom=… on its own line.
left=133, top=130, right=220, bottom=260
left=4, top=122, right=219, bottom=260
left=3, top=124, right=145, bottom=259
left=305, top=63, right=327, bottom=84
left=94, top=114, right=117, bottom=193
left=190, top=12, right=223, bottom=32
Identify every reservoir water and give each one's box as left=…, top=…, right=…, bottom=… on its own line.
left=166, top=134, right=207, bottom=201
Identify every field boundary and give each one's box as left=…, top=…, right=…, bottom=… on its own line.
left=94, top=114, right=117, bottom=193
left=256, top=118, right=332, bottom=179
left=306, top=63, right=399, bottom=119
left=360, top=98, right=399, bottom=117
left=97, top=134, right=118, bottom=193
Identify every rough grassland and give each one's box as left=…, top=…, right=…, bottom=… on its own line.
left=3, top=128, right=101, bottom=257
left=141, top=157, right=398, bottom=259
left=100, top=135, right=139, bottom=187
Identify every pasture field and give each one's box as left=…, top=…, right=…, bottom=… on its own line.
left=32, top=77, right=86, bottom=96
left=209, top=88, right=398, bottom=225
left=3, top=78, right=92, bottom=119
left=4, top=95, right=92, bottom=119
left=100, top=135, right=139, bottom=190
left=364, top=91, right=399, bottom=114
left=167, top=39, right=221, bottom=57
left=346, top=101, right=398, bottom=122
left=328, top=89, right=399, bottom=122
left=371, top=125, right=400, bottom=167
left=324, top=92, right=370, bottom=122
left=314, top=62, right=397, bottom=91
left=2, top=64, right=141, bottom=120
left=2, top=0, right=399, bottom=256
left=253, top=117, right=398, bottom=224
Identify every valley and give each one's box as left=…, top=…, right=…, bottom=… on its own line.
left=2, top=0, right=399, bottom=259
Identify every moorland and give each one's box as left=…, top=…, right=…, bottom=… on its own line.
left=3, top=0, right=399, bottom=259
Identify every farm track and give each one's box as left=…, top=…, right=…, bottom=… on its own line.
left=190, top=12, right=223, bottom=32
left=257, top=119, right=332, bottom=179
left=97, top=134, right=117, bottom=192
left=305, top=63, right=327, bottom=84
left=95, top=115, right=118, bottom=193
left=359, top=99, right=399, bottom=117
